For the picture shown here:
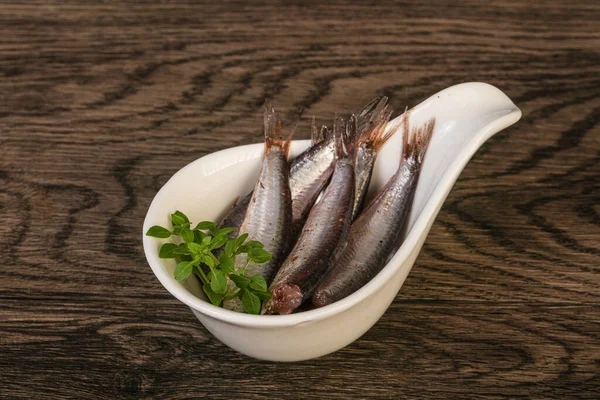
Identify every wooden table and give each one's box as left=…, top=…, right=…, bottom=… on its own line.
left=2, top=1, right=598, bottom=398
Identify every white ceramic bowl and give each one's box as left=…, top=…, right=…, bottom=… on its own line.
left=143, top=82, right=521, bottom=361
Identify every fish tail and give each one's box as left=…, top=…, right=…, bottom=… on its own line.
left=264, top=101, right=295, bottom=157
left=321, top=125, right=330, bottom=140
left=310, top=116, right=331, bottom=145
left=342, top=114, right=359, bottom=159
left=356, top=96, right=395, bottom=152
left=354, top=96, right=381, bottom=119
left=310, top=116, right=319, bottom=145
left=333, top=114, right=343, bottom=158
left=310, top=116, right=329, bottom=146
left=401, top=110, right=435, bottom=165
left=333, top=114, right=357, bottom=159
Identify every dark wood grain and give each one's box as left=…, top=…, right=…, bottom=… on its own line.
left=1, top=1, right=599, bottom=399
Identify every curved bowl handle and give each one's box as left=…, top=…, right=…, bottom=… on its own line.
left=371, top=82, right=522, bottom=233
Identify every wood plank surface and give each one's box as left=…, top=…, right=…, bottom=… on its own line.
left=1, top=1, right=599, bottom=399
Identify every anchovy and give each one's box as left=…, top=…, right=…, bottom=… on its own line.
left=223, top=104, right=294, bottom=312
left=262, top=116, right=357, bottom=315
left=211, top=194, right=252, bottom=262
left=288, top=120, right=336, bottom=236
left=352, top=97, right=397, bottom=220
left=220, top=195, right=251, bottom=233
left=311, top=113, right=435, bottom=308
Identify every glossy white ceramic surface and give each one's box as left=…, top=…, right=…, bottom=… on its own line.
left=143, top=82, right=521, bottom=361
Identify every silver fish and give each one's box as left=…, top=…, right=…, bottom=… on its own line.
left=223, top=104, right=294, bottom=312
left=220, top=195, right=251, bottom=233
left=262, top=116, right=357, bottom=315
left=288, top=120, right=336, bottom=236
left=352, top=97, right=397, bottom=220
left=311, top=113, right=435, bottom=308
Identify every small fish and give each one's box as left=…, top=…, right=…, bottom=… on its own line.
left=311, top=113, right=435, bottom=309
left=218, top=194, right=251, bottom=241
left=288, top=119, right=336, bottom=236
left=223, top=104, right=294, bottom=312
left=352, top=97, right=397, bottom=220
left=262, top=116, right=357, bottom=315
left=220, top=195, right=251, bottom=233
left=212, top=195, right=251, bottom=261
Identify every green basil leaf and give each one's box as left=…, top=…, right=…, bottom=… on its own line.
left=174, top=261, right=193, bottom=280
left=248, top=275, right=268, bottom=292
left=236, top=244, right=249, bottom=255
left=173, top=243, right=191, bottom=255
left=217, top=227, right=236, bottom=236
left=180, top=228, right=194, bottom=243
left=224, top=240, right=235, bottom=257
left=194, top=221, right=216, bottom=231
left=249, top=247, right=272, bottom=264
left=194, top=230, right=206, bottom=243
left=235, top=233, right=248, bottom=248
left=187, top=242, right=203, bottom=255
left=209, top=270, right=227, bottom=294
left=146, top=226, right=171, bottom=238
left=202, top=236, right=211, bottom=246
left=174, top=210, right=189, bottom=224
left=210, top=234, right=228, bottom=250
left=245, top=240, right=264, bottom=249
left=230, top=274, right=251, bottom=289
left=242, top=290, right=261, bottom=315
left=253, top=290, right=272, bottom=301
left=219, top=253, right=235, bottom=273
left=203, top=283, right=224, bottom=306
left=171, top=213, right=187, bottom=227
left=203, top=255, right=214, bottom=269
left=158, top=243, right=178, bottom=258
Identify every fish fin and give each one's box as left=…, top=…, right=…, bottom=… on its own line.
left=263, top=101, right=295, bottom=157
left=310, top=116, right=327, bottom=145
left=263, top=100, right=281, bottom=151
left=356, top=96, right=395, bottom=153
left=333, top=114, right=355, bottom=159
left=333, top=114, right=344, bottom=159
left=284, top=112, right=301, bottom=157
left=358, top=97, right=388, bottom=131
left=311, top=116, right=319, bottom=145
left=402, top=111, right=435, bottom=165
left=354, top=96, right=381, bottom=119
left=321, top=125, right=330, bottom=140
left=401, top=109, right=411, bottom=161
left=332, top=114, right=358, bottom=159
left=342, top=114, right=358, bottom=159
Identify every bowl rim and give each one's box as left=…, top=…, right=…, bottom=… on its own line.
left=143, top=83, right=522, bottom=328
